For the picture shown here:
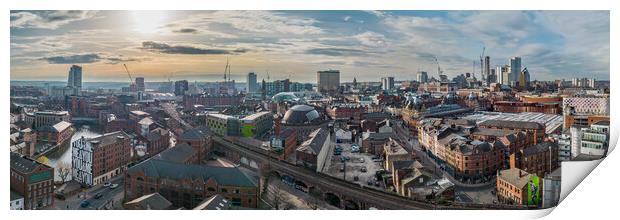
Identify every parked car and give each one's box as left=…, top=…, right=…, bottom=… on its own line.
left=94, top=193, right=103, bottom=199
left=110, top=184, right=119, bottom=189
left=103, top=182, right=111, bottom=187
left=339, top=166, right=345, bottom=172
left=374, top=181, right=381, bottom=187
left=367, top=180, right=373, bottom=186
left=80, top=200, right=90, bottom=208
left=361, top=167, right=367, bottom=173
left=359, top=158, right=365, bottom=163
left=353, top=176, right=359, bottom=181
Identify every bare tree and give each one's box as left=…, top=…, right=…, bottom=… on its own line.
left=57, top=161, right=71, bottom=183
left=271, top=181, right=290, bottom=210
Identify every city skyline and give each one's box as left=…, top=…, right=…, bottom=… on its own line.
left=11, top=10, right=610, bottom=83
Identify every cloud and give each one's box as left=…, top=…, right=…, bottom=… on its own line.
left=140, top=41, right=248, bottom=55
left=41, top=53, right=146, bottom=64
left=172, top=28, right=199, bottom=34
left=10, top=10, right=97, bottom=29
left=305, top=48, right=367, bottom=56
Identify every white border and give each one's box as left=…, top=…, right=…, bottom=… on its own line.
left=3, top=1, right=617, bottom=220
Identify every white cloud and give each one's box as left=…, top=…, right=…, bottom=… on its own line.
left=10, top=11, right=98, bottom=29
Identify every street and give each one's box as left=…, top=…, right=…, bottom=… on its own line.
left=51, top=177, right=124, bottom=210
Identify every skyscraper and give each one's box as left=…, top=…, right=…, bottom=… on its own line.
left=381, top=76, right=395, bottom=91
left=417, top=71, right=428, bottom=83
left=518, top=68, right=530, bottom=90
left=246, top=72, right=258, bottom=93
left=135, top=77, right=145, bottom=92
left=317, top=70, right=340, bottom=93
left=484, top=56, right=491, bottom=84
left=496, top=66, right=503, bottom=84
left=509, top=57, right=522, bottom=86
left=67, top=65, right=82, bottom=90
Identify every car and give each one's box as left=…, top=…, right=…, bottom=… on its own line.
left=339, top=166, right=345, bottom=172
left=367, top=180, right=373, bottom=186
left=340, top=156, right=349, bottom=162
left=359, top=158, right=365, bottom=163
left=353, top=176, right=359, bottom=181
left=103, top=182, right=111, bottom=187
left=110, top=184, right=119, bottom=189
left=374, top=181, right=381, bottom=187
left=94, top=193, right=103, bottom=199
left=80, top=200, right=90, bottom=208
left=361, top=167, right=367, bottom=172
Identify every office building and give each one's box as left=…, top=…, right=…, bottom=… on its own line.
left=509, top=57, right=521, bottom=86
left=484, top=56, right=491, bottom=84
left=135, top=77, right=145, bottom=92
left=316, top=70, right=340, bottom=93
left=246, top=72, right=258, bottom=93
left=381, top=76, right=395, bottom=91
left=417, top=71, right=428, bottom=83
left=67, top=65, right=82, bottom=90
left=518, top=68, right=530, bottom=90
left=174, top=80, right=189, bottom=96
left=206, top=113, right=240, bottom=137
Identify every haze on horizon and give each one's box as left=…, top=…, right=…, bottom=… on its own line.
left=10, top=10, right=610, bottom=83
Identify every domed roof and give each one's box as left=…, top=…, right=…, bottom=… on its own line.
left=272, top=92, right=300, bottom=103
left=282, top=104, right=321, bottom=124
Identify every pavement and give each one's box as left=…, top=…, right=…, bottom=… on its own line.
left=51, top=176, right=124, bottom=210
left=323, top=141, right=386, bottom=191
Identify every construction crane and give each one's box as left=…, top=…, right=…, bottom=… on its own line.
left=123, top=64, right=134, bottom=84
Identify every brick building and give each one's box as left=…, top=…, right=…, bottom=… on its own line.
left=124, top=158, right=259, bottom=209
left=510, top=141, right=559, bottom=178
left=72, top=131, right=132, bottom=186
left=10, top=152, right=54, bottom=210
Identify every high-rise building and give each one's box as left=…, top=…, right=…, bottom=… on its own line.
left=67, top=65, right=82, bottom=90
left=518, top=68, right=530, bottom=90
left=484, top=56, right=491, bottom=84
left=509, top=57, right=522, bottom=86
left=174, top=80, right=189, bottom=96
left=246, top=72, right=258, bottom=93
left=135, top=77, right=145, bottom=92
left=381, top=76, right=395, bottom=91
left=499, top=65, right=510, bottom=85
left=416, top=71, right=428, bottom=83
left=317, top=70, right=340, bottom=93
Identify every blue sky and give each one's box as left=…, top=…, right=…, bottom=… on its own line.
left=10, top=10, right=610, bottom=82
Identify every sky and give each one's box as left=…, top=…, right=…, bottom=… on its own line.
left=10, top=10, right=610, bottom=83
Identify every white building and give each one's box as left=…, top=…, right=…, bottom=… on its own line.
left=381, top=76, right=395, bottom=91
left=10, top=190, right=24, bottom=210
left=563, top=96, right=610, bottom=115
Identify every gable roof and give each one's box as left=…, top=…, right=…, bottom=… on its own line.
left=127, top=158, right=257, bottom=188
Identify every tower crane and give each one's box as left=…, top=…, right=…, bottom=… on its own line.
left=123, top=64, right=134, bottom=84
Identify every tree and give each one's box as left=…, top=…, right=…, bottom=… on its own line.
left=57, top=161, right=71, bottom=183
left=271, top=181, right=289, bottom=210
left=307, top=188, right=322, bottom=210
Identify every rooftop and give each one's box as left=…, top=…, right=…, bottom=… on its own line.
left=125, top=193, right=172, bottom=210
left=10, top=152, right=51, bottom=174
left=498, top=168, right=532, bottom=189
left=127, top=158, right=257, bottom=188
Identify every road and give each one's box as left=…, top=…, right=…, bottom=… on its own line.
left=52, top=177, right=124, bottom=210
